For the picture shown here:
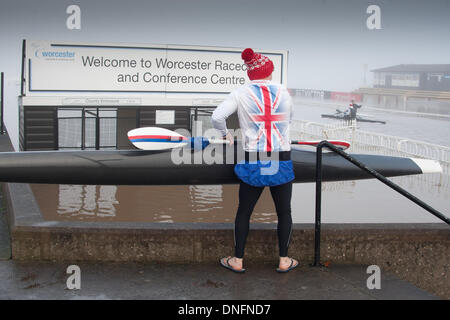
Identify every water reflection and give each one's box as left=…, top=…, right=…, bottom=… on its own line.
left=31, top=184, right=278, bottom=223
left=189, top=185, right=223, bottom=212
left=30, top=170, right=449, bottom=224
left=57, top=185, right=118, bottom=218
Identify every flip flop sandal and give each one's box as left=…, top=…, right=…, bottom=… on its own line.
left=220, top=257, right=246, bottom=273
left=276, top=258, right=299, bottom=273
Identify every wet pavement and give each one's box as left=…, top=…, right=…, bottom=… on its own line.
left=0, top=260, right=438, bottom=300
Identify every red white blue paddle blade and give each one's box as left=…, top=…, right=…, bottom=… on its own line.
left=127, top=127, right=189, bottom=150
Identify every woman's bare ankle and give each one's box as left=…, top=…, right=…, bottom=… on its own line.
left=279, top=256, right=295, bottom=268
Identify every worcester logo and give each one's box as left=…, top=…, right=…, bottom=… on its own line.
left=35, top=48, right=76, bottom=60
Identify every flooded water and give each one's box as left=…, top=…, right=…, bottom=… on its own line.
left=31, top=174, right=448, bottom=224
left=294, top=102, right=450, bottom=147
left=31, top=101, right=450, bottom=224
left=31, top=184, right=275, bottom=223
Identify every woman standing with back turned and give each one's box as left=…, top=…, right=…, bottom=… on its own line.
left=212, top=48, right=298, bottom=273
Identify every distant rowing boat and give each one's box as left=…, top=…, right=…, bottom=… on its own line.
left=321, top=107, right=386, bottom=124
left=321, top=112, right=386, bottom=124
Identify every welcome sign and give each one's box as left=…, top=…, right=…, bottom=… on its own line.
left=25, top=40, right=287, bottom=95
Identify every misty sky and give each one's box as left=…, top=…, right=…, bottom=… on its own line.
left=0, top=0, right=449, bottom=148
left=1, top=0, right=449, bottom=90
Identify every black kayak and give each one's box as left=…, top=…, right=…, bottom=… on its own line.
left=321, top=113, right=386, bottom=124
left=0, top=145, right=440, bottom=185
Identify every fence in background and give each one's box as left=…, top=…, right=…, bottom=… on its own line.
left=291, top=119, right=450, bottom=189
left=193, top=113, right=449, bottom=188
left=291, top=119, right=449, bottom=172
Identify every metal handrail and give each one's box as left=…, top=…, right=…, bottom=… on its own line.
left=313, top=140, right=449, bottom=267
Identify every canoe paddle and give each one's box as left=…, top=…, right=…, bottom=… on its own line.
left=128, top=127, right=350, bottom=151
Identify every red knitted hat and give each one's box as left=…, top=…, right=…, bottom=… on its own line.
left=241, top=48, right=274, bottom=80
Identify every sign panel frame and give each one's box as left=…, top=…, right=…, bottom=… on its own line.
left=24, top=40, right=288, bottom=96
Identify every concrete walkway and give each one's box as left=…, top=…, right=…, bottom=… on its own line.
left=0, top=260, right=438, bottom=300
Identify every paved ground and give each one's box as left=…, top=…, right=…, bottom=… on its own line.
left=0, top=260, right=438, bottom=300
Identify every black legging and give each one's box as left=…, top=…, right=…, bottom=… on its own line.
left=234, top=181, right=293, bottom=258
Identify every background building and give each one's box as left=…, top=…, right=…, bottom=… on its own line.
left=356, top=64, right=450, bottom=114
left=372, top=64, right=450, bottom=91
